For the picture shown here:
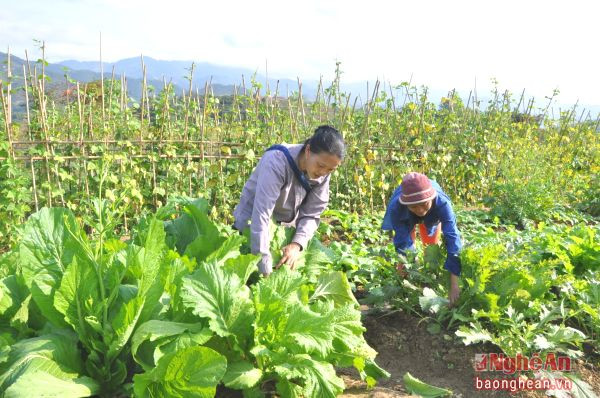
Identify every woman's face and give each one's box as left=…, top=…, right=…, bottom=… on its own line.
left=407, top=200, right=433, bottom=217
left=304, top=145, right=342, bottom=179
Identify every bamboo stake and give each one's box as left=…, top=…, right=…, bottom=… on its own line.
left=340, top=91, right=352, bottom=130
left=120, top=74, right=125, bottom=112
left=76, top=81, right=85, bottom=197
left=24, top=51, right=36, bottom=121
left=325, top=81, right=333, bottom=120
left=577, top=108, right=586, bottom=124
left=0, top=84, right=13, bottom=159
left=184, top=63, right=195, bottom=141
left=185, top=63, right=195, bottom=196
left=401, top=73, right=413, bottom=108
left=271, top=80, right=280, bottom=138
left=6, top=47, right=11, bottom=126
left=140, top=55, right=146, bottom=136
left=108, top=65, right=115, bottom=125
left=49, top=136, right=66, bottom=206
left=30, top=160, right=39, bottom=212
left=65, top=75, right=73, bottom=135
left=233, top=84, right=242, bottom=124
left=41, top=42, right=46, bottom=97
left=362, top=80, right=380, bottom=139
left=315, top=76, right=323, bottom=122
left=297, top=78, right=307, bottom=131
left=513, top=88, right=525, bottom=116
left=24, top=50, right=33, bottom=82
left=145, top=65, right=151, bottom=127
left=349, top=96, right=358, bottom=126
left=37, top=76, right=48, bottom=134
left=465, top=90, right=472, bottom=111
left=50, top=101, right=56, bottom=133
left=265, top=59, right=270, bottom=97
left=388, top=81, right=396, bottom=112
left=100, top=32, right=106, bottom=127
left=160, top=76, right=168, bottom=138
left=32, top=74, right=52, bottom=206
left=201, top=81, right=209, bottom=190
left=501, top=89, right=509, bottom=112
left=23, top=65, right=32, bottom=140
left=88, top=95, right=95, bottom=140
left=287, top=88, right=297, bottom=141
left=418, top=86, right=428, bottom=137
left=193, top=88, right=203, bottom=193
left=526, top=97, right=535, bottom=117
left=82, top=84, right=90, bottom=198
left=473, top=76, right=478, bottom=111
left=253, top=86, right=260, bottom=131
left=151, top=153, right=158, bottom=207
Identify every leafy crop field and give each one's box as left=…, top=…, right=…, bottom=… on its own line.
left=0, top=199, right=390, bottom=397
left=318, top=209, right=600, bottom=396
left=0, top=53, right=599, bottom=397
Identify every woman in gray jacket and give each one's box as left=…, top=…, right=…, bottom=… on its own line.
left=233, top=125, right=345, bottom=276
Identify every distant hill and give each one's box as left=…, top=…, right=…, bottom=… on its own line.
left=2, top=53, right=454, bottom=110
left=0, top=52, right=246, bottom=120
left=0, top=52, right=202, bottom=118
left=58, top=57, right=316, bottom=97
left=3, top=53, right=597, bottom=121
left=1, top=52, right=194, bottom=94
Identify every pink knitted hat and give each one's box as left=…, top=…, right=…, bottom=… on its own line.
left=399, top=172, right=437, bottom=205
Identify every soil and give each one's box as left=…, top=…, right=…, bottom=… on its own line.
left=340, top=307, right=599, bottom=397
left=216, top=306, right=599, bottom=397
left=339, top=308, right=515, bottom=398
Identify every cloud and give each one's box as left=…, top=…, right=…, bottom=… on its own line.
left=1, top=0, right=598, bottom=105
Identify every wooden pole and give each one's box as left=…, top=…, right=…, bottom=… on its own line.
left=100, top=32, right=106, bottom=127
left=23, top=65, right=32, bottom=140
left=6, top=47, right=11, bottom=126
left=0, top=84, right=13, bottom=159
left=108, top=65, right=115, bottom=126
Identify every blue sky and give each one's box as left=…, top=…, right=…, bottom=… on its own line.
left=2, top=0, right=599, bottom=107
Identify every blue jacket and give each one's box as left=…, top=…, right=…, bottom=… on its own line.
left=382, top=180, right=462, bottom=275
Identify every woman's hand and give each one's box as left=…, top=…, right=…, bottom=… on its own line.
left=276, top=242, right=302, bottom=270
left=448, top=273, right=461, bottom=307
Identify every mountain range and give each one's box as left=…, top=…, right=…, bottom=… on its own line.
left=1, top=52, right=597, bottom=119
left=58, top=57, right=316, bottom=97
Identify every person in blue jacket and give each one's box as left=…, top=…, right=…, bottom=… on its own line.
left=382, top=172, right=462, bottom=305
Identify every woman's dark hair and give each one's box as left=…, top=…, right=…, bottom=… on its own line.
left=304, top=125, right=345, bottom=159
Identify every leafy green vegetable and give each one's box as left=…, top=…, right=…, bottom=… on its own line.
left=0, top=333, right=96, bottom=396
left=403, top=372, right=452, bottom=397
left=182, top=261, right=254, bottom=349
left=20, top=208, right=82, bottom=329
left=131, top=320, right=211, bottom=371
left=221, top=361, right=262, bottom=389
left=4, top=372, right=99, bottom=398
left=310, top=271, right=358, bottom=306
left=133, top=346, right=227, bottom=398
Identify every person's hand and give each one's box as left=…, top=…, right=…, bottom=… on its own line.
left=259, top=257, right=273, bottom=277
left=448, top=273, right=461, bottom=307
left=395, top=263, right=408, bottom=278
left=276, top=242, right=302, bottom=270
